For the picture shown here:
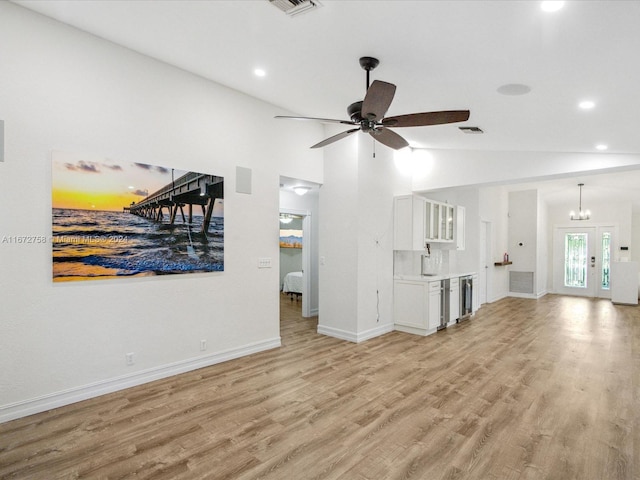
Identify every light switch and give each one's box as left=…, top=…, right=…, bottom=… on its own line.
left=258, top=257, right=272, bottom=268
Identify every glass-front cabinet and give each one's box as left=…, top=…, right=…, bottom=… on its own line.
left=444, top=205, right=455, bottom=241
left=394, top=195, right=464, bottom=251
left=424, top=201, right=455, bottom=243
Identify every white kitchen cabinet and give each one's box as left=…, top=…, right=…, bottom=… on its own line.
left=393, top=195, right=428, bottom=251
left=427, top=281, right=441, bottom=330
left=425, top=200, right=454, bottom=244
left=393, top=280, right=428, bottom=330
left=394, top=279, right=440, bottom=335
left=443, top=204, right=455, bottom=242
left=394, top=274, right=475, bottom=336
left=428, top=201, right=439, bottom=241
left=394, top=195, right=463, bottom=249
left=449, top=277, right=460, bottom=324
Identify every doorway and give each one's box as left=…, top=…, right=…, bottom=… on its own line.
left=279, top=209, right=311, bottom=317
left=480, top=220, right=492, bottom=304
left=553, top=225, right=615, bottom=298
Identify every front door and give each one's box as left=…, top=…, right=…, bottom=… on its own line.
left=553, top=226, right=614, bottom=298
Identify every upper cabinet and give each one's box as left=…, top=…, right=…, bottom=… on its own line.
left=393, top=195, right=428, bottom=251
left=394, top=195, right=465, bottom=251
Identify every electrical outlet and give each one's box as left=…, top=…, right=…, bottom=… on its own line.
left=200, top=339, right=207, bottom=351
left=125, top=352, right=135, bottom=366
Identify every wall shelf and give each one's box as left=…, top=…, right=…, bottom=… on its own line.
left=494, top=261, right=513, bottom=266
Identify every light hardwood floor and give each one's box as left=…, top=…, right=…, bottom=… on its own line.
left=1, top=294, right=638, bottom=479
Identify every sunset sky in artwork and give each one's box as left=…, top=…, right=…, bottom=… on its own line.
left=51, top=151, right=212, bottom=212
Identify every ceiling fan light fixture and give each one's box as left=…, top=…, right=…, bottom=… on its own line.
left=276, top=57, right=470, bottom=151
left=579, top=100, right=595, bottom=110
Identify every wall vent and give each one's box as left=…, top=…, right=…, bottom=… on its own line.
left=268, top=0, right=323, bottom=17
left=459, top=126, right=484, bottom=134
left=510, top=271, right=534, bottom=294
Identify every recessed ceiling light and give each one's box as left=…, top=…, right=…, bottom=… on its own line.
left=254, top=68, right=266, bottom=77
left=595, top=144, right=608, bottom=151
left=579, top=100, right=595, bottom=110
left=497, top=84, right=532, bottom=96
left=541, top=1, right=565, bottom=12
left=293, top=186, right=311, bottom=196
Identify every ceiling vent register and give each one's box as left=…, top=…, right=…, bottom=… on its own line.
left=268, top=0, right=323, bottom=17
left=459, top=126, right=484, bottom=134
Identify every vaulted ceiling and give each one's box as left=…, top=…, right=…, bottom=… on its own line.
left=14, top=0, right=640, bottom=207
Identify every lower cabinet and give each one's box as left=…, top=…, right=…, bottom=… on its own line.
left=394, top=275, right=471, bottom=336
left=394, top=279, right=441, bottom=335
left=427, top=281, right=441, bottom=331
left=449, top=277, right=460, bottom=325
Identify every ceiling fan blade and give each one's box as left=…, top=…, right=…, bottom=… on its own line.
left=275, top=115, right=356, bottom=125
left=369, top=128, right=409, bottom=150
left=361, top=80, right=396, bottom=121
left=311, top=128, right=360, bottom=149
left=382, top=110, right=470, bottom=128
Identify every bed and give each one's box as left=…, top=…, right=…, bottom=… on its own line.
left=282, top=271, right=303, bottom=301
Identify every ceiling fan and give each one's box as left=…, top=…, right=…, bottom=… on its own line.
left=275, top=57, right=470, bottom=150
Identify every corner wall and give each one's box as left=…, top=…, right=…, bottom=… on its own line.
left=318, top=132, right=409, bottom=342
left=0, top=3, right=323, bottom=422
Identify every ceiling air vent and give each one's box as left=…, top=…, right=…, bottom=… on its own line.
left=459, top=126, right=484, bottom=134
left=268, top=0, right=322, bottom=17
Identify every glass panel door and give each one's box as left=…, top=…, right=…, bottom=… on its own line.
left=554, top=226, right=615, bottom=298
left=564, top=233, right=588, bottom=288
left=597, top=229, right=613, bottom=299
left=554, top=227, right=596, bottom=297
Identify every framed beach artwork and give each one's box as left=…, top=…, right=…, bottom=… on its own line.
left=51, top=151, right=224, bottom=282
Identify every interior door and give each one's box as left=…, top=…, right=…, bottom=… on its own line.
left=479, top=221, right=490, bottom=304
left=553, top=226, right=614, bottom=298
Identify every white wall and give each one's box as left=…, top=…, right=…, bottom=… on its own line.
left=479, top=186, right=510, bottom=302
left=546, top=198, right=633, bottom=293
left=318, top=134, right=359, bottom=338
left=508, top=190, right=538, bottom=274
left=0, top=2, right=323, bottom=422
left=632, top=212, right=640, bottom=264
left=318, top=130, right=409, bottom=342
left=536, top=196, right=549, bottom=295
left=412, top=149, right=640, bottom=191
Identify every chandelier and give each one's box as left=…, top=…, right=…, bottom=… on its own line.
left=570, top=183, right=590, bottom=221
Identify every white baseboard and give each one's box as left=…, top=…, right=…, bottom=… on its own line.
left=317, top=323, right=394, bottom=343
left=508, top=292, right=538, bottom=299
left=0, top=337, right=281, bottom=424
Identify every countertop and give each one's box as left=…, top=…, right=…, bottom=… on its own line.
left=394, top=272, right=476, bottom=282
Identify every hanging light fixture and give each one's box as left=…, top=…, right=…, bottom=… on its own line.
left=570, top=183, right=590, bottom=220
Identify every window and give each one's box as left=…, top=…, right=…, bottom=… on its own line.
left=565, top=233, right=587, bottom=288
left=601, top=232, right=611, bottom=290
